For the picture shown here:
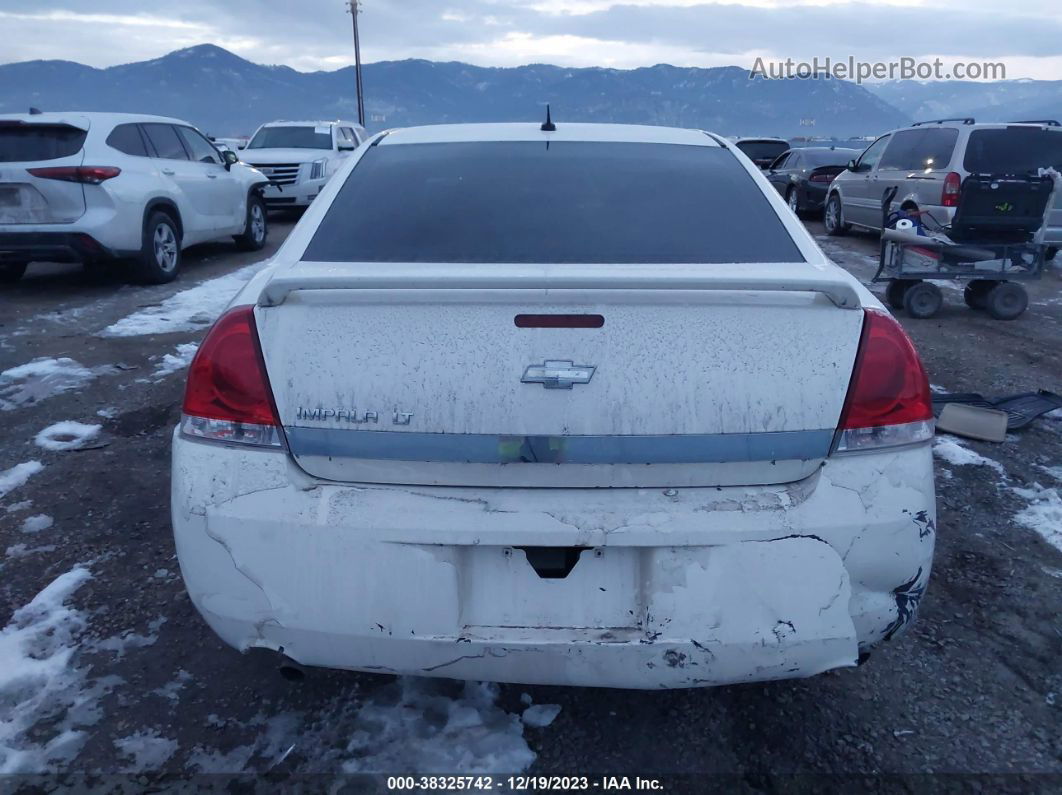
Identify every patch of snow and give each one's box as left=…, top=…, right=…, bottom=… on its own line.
left=34, top=421, right=101, bottom=452
left=152, top=670, right=193, bottom=703
left=933, top=436, right=1005, bottom=476
left=114, top=730, right=178, bottom=772
left=96, top=407, right=117, bottom=419
left=929, top=383, right=947, bottom=394
left=5, top=500, right=32, bottom=513
left=1038, top=465, right=1062, bottom=482
left=0, top=566, right=103, bottom=773
left=522, top=704, right=562, bottom=728
left=90, top=617, right=166, bottom=659
left=0, top=461, right=44, bottom=500
left=5, top=543, right=57, bottom=559
left=337, top=679, right=536, bottom=774
left=1011, top=483, right=1062, bottom=553
left=0, top=358, right=113, bottom=411
left=152, top=343, right=199, bottom=379
left=18, top=515, right=53, bottom=534
left=100, top=262, right=265, bottom=337
left=185, top=678, right=538, bottom=775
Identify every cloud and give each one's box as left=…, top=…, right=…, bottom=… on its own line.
left=0, top=1, right=1058, bottom=80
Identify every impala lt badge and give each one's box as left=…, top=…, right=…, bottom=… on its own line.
left=521, top=360, right=596, bottom=389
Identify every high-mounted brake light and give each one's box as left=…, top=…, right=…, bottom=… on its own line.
left=28, top=166, right=121, bottom=184
left=834, top=309, right=933, bottom=453
left=181, top=306, right=283, bottom=448
left=941, top=172, right=961, bottom=208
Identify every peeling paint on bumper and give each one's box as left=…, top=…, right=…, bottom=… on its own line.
left=171, top=429, right=935, bottom=689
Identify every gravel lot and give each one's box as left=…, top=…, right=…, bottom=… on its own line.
left=1, top=215, right=1059, bottom=788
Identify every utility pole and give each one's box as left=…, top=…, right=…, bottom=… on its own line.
left=346, top=0, right=366, bottom=126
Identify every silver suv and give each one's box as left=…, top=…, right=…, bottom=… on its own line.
left=824, top=119, right=1062, bottom=248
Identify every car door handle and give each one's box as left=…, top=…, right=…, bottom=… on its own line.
left=161, top=168, right=175, bottom=176
left=207, top=173, right=218, bottom=179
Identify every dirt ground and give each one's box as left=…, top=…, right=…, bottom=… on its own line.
left=0, top=215, right=1059, bottom=789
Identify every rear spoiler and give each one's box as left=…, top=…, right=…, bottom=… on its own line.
left=258, top=262, right=861, bottom=309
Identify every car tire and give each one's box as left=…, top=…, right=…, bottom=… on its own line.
left=1045, top=246, right=1057, bottom=262
left=130, top=211, right=181, bottom=285
left=985, top=281, right=1028, bottom=321
left=786, top=187, right=801, bottom=216
left=0, top=262, right=28, bottom=284
left=824, top=193, right=849, bottom=236
left=885, top=279, right=916, bottom=310
left=234, top=193, right=268, bottom=252
left=963, top=279, right=994, bottom=310
left=903, top=281, right=943, bottom=319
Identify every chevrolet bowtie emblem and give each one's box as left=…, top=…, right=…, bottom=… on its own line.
left=521, top=360, right=596, bottom=389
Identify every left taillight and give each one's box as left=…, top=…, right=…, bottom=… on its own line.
left=27, top=166, right=121, bottom=184
left=181, top=306, right=283, bottom=448
left=941, top=172, right=961, bottom=208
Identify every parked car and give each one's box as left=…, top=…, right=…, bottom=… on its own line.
left=0, top=112, right=269, bottom=284
left=172, top=122, right=937, bottom=689
left=732, top=136, right=790, bottom=169
left=238, top=120, right=367, bottom=210
left=766, top=146, right=861, bottom=215
left=824, top=119, right=1062, bottom=249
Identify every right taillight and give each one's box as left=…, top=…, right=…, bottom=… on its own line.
left=941, top=172, right=961, bottom=207
left=834, top=309, right=934, bottom=453
left=180, top=305, right=283, bottom=448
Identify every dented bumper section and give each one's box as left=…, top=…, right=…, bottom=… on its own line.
left=170, top=430, right=935, bottom=689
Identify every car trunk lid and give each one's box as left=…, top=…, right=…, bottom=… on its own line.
left=255, top=261, right=864, bottom=488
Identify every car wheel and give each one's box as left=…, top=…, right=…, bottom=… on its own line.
left=824, top=194, right=849, bottom=236
left=985, top=281, right=1028, bottom=320
left=786, top=187, right=801, bottom=216
left=885, top=279, right=916, bottom=310
left=0, top=262, right=28, bottom=284
left=902, top=281, right=943, bottom=319
left=234, top=193, right=268, bottom=251
left=963, top=279, right=994, bottom=310
left=1045, top=246, right=1057, bottom=262
left=130, top=211, right=181, bottom=284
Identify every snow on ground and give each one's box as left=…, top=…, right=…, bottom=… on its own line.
left=152, top=343, right=199, bottom=379
left=18, top=514, right=54, bottom=534
left=0, top=461, right=44, bottom=500
left=89, top=617, right=166, bottom=659
left=932, top=436, right=1006, bottom=476
left=1011, top=483, right=1062, bottom=553
left=0, top=566, right=105, bottom=773
left=522, top=703, right=562, bottom=728
left=0, top=358, right=115, bottom=412
left=34, top=421, right=102, bottom=452
left=186, top=678, right=538, bottom=775
left=5, top=543, right=57, bottom=559
left=5, top=500, right=32, bottom=513
left=100, top=262, right=265, bottom=337
left=114, top=730, right=179, bottom=772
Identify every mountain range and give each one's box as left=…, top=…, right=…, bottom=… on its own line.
left=0, top=44, right=1057, bottom=139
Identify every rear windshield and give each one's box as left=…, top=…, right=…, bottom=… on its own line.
left=0, top=124, right=87, bottom=162
left=964, top=128, right=1062, bottom=174
left=302, top=141, right=804, bottom=264
left=735, top=140, right=789, bottom=161
left=247, top=126, right=332, bottom=150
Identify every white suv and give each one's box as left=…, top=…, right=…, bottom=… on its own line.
left=238, top=120, right=366, bottom=210
left=0, top=112, right=270, bottom=284
left=172, top=123, right=937, bottom=689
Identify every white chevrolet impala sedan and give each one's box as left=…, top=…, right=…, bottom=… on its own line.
left=171, top=122, right=936, bottom=689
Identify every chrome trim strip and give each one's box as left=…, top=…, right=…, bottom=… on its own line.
left=285, top=427, right=834, bottom=465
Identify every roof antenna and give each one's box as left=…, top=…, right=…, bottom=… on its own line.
left=28, top=107, right=43, bottom=115
left=541, top=104, right=556, bottom=132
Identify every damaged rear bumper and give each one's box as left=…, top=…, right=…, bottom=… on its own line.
left=170, top=431, right=935, bottom=689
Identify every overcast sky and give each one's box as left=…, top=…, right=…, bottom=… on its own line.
left=0, top=1, right=1060, bottom=80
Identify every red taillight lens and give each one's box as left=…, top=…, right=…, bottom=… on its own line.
left=941, top=172, right=961, bottom=208
left=808, top=171, right=834, bottom=183
left=835, top=310, right=933, bottom=452
left=181, top=306, right=282, bottom=447
left=27, top=166, right=121, bottom=184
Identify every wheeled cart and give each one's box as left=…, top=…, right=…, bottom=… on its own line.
left=873, top=176, right=1056, bottom=320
